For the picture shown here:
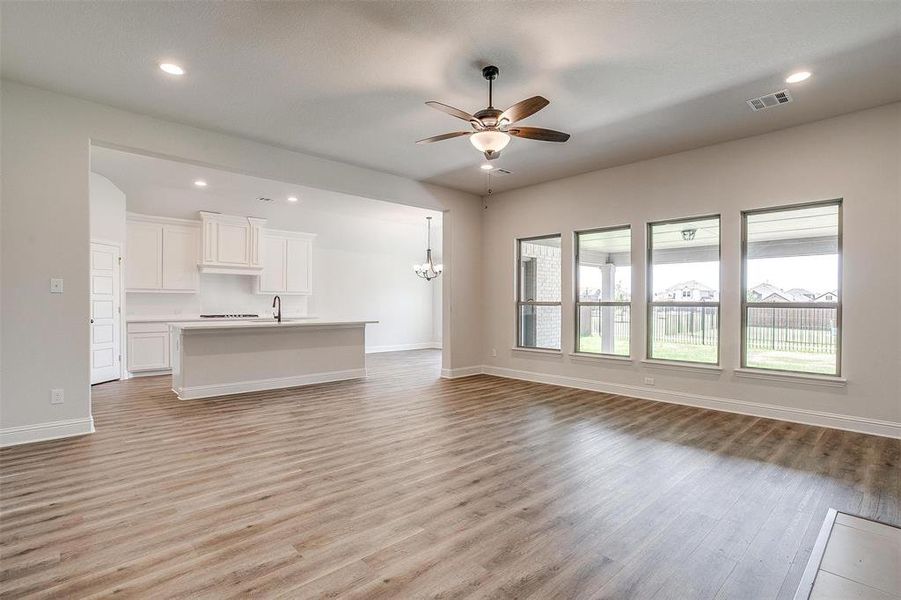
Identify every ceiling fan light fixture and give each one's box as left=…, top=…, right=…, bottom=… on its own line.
left=470, top=131, right=510, bottom=154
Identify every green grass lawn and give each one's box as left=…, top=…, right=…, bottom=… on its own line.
left=745, top=349, right=837, bottom=374
left=580, top=334, right=836, bottom=373
left=649, top=340, right=718, bottom=364
left=577, top=335, right=629, bottom=356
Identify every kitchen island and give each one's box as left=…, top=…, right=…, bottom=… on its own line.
left=169, top=319, right=376, bottom=399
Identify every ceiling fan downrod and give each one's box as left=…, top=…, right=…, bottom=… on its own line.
left=482, top=65, right=499, bottom=109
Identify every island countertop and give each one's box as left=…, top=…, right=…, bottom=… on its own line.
left=168, top=319, right=377, bottom=332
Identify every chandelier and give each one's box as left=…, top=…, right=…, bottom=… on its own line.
left=413, top=216, right=443, bottom=281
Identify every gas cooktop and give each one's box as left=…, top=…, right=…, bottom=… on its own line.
left=199, top=314, right=260, bottom=319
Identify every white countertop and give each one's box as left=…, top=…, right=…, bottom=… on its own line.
left=126, top=315, right=313, bottom=323
left=169, top=319, right=377, bottom=332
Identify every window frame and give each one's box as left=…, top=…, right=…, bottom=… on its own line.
left=516, top=233, right=563, bottom=351
left=740, top=198, right=843, bottom=376
left=646, top=214, right=722, bottom=365
left=573, top=225, right=632, bottom=357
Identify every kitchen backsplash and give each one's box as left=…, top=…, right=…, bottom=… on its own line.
left=125, top=273, right=309, bottom=318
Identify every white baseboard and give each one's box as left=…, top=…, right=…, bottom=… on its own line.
left=0, top=417, right=95, bottom=447
left=366, top=342, right=442, bottom=354
left=174, top=368, right=367, bottom=400
left=127, top=369, right=172, bottom=378
left=478, top=365, right=900, bottom=439
left=440, top=365, right=483, bottom=379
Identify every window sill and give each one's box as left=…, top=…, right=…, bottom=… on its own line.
left=569, top=352, right=633, bottom=364
left=734, top=368, right=847, bottom=387
left=512, top=347, right=563, bottom=357
left=640, top=359, right=723, bottom=373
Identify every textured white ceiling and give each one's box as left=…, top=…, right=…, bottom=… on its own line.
left=3, top=2, right=900, bottom=194
left=91, top=146, right=442, bottom=226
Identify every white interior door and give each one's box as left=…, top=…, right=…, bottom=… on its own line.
left=90, top=242, right=121, bottom=384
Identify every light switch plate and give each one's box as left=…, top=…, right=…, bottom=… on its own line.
left=51, top=388, right=64, bottom=404
left=50, top=278, right=64, bottom=293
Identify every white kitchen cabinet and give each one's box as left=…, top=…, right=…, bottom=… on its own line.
left=126, top=221, right=163, bottom=290
left=260, top=234, right=287, bottom=292
left=258, top=230, right=315, bottom=295
left=199, top=211, right=266, bottom=275
left=126, top=214, right=199, bottom=293
left=126, top=322, right=170, bottom=373
left=162, top=225, right=200, bottom=291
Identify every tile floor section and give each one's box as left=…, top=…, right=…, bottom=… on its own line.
left=806, top=512, right=900, bottom=600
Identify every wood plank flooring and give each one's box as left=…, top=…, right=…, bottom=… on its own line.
left=1, top=350, right=898, bottom=599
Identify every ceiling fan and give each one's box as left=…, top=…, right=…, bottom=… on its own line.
left=417, top=65, right=571, bottom=160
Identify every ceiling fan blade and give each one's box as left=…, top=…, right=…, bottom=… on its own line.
left=416, top=131, right=472, bottom=144
left=498, top=96, right=549, bottom=125
left=508, top=127, right=571, bottom=142
left=425, top=101, right=477, bottom=122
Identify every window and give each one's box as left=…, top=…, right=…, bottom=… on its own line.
left=742, top=200, right=841, bottom=375
left=575, top=226, right=631, bottom=356
left=647, top=215, right=720, bottom=364
left=517, top=235, right=562, bottom=350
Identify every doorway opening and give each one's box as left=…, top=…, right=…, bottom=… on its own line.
left=89, top=144, right=445, bottom=393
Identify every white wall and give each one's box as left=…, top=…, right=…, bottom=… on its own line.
left=481, top=103, right=900, bottom=434
left=89, top=173, right=126, bottom=244
left=0, top=81, right=481, bottom=444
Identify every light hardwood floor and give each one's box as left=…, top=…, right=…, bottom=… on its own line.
left=1, top=350, right=898, bottom=599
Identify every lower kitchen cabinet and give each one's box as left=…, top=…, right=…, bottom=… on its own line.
left=126, top=323, right=170, bottom=373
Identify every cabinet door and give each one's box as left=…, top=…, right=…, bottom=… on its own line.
left=162, top=226, right=199, bottom=291
left=286, top=238, right=312, bottom=294
left=260, top=235, right=287, bottom=293
left=248, top=219, right=265, bottom=267
left=126, top=222, right=163, bottom=290
left=127, top=331, right=170, bottom=371
left=216, top=223, right=250, bottom=264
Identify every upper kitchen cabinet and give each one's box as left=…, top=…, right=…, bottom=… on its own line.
left=258, top=229, right=316, bottom=295
left=199, top=211, right=266, bottom=275
left=126, top=214, right=199, bottom=293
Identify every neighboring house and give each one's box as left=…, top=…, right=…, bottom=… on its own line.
left=749, top=283, right=836, bottom=303
left=785, top=287, right=816, bottom=301
left=748, top=282, right=782, bottom=301
left=759, top=292, right=793, bottom=303
left=658, top=280, right=717, bottom=302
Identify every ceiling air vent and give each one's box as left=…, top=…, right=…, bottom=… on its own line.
left=257, top=197, right=274, bottom=203
left=746, top=89, right=793, bottom=112
left=493, top=168, right=513, bottom=176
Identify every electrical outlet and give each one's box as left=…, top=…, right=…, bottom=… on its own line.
left=490, top=348, right=497, bottom=357
left=50, top=278, right=64, bottom=294
left=50, top=388, right=64, bottom=404
left=643, top=377, right=655, bottom=386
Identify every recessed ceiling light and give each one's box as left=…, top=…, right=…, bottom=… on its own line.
left=785, top=71, right=811, bottom=84
left=193, top=179, right=207, bottom=187
left=287, top=196, right=299, bottom=203
left=159, top=63, right=185, bottom=76
left=480, top=164, right=494, bottom=171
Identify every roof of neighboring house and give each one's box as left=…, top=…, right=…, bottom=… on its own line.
left=760, top=292, right=793, bottom=302
left=785, top=288, right=815, bottom=301
left=749, top=283, right=782, bottom=297
left=814, top=290, right=839, bottom=300
left=665, top=280, right=714, bottom=293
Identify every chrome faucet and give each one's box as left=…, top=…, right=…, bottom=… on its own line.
left=272, top=295, right=281, bottom=323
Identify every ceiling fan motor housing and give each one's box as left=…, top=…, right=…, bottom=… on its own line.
left=474, top=108, right=501, bottom=128
left=481, top=65, right=499, bottom=80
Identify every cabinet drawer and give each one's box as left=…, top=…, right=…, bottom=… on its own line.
left=127, top=322, right=170, bottom=334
